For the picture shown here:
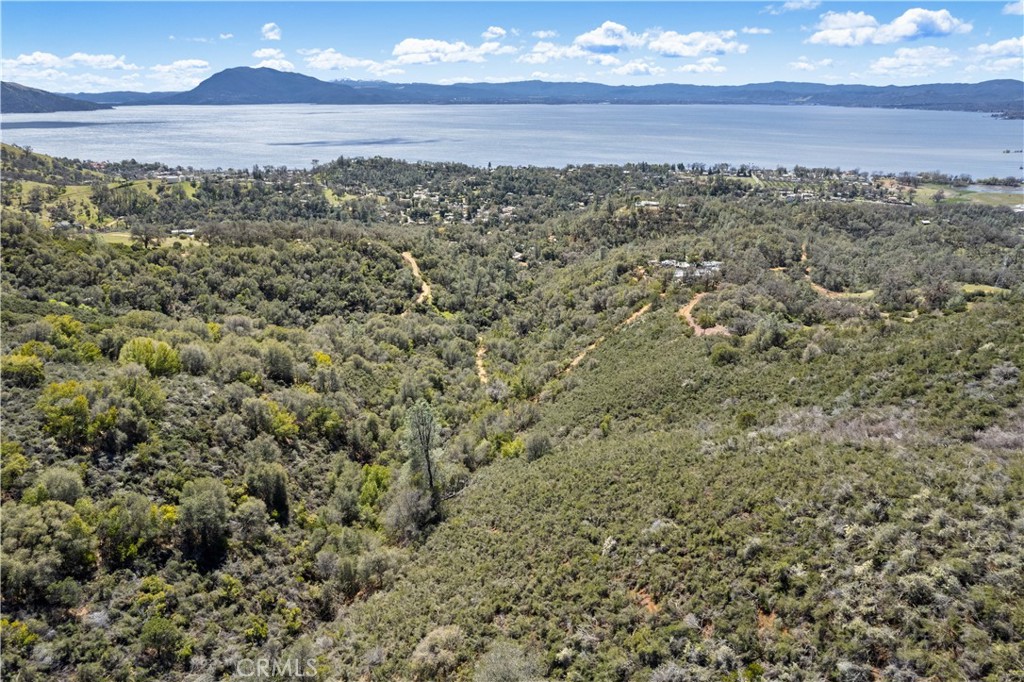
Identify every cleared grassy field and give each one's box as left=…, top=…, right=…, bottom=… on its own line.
left=88, top=230, right=198, bottom=247
left=918, top=183, right=1023, bottom=208
left=962, top=283, right=1013, bottom=295
left=91, top=231, right=134, bottom=245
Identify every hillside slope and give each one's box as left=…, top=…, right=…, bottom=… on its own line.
left=157, top=67, right=383, bottom=105
left=1, top=82, right=113, bottom=114
left=1, top=147, right=1021, bottom=681
left=334, top=302, right=1024, bottom=680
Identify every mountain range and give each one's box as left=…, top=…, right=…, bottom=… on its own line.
left=3, top=66, right=1022, bottom=115
left=0, top=81, right=112, bottom=114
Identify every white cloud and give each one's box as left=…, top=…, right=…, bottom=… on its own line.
left=874, top=8, right=972, bottom=43
left=303, top=48, right=372, bottom=69
left=789, top=56, right=834, bottom=71
left=0, top=67, right=67, bottom=84
left=252, top=48, right=285, bottom=59
left=765, top=0, right=820, bottom=15
left=301, top=48, right=403, bottom=76
left=392, top=38, right=515, bottom=65
left=2, top=51, right=64, bottom=68
left=151, top=59, right=211, bottom=88
left=262, top=22, right=282, bottom=41
left=806, top=11, right=881, bottom=47
left=519, top=21, right=648, bottom=65
left=69, top=72, right=143, bottom=89
left=869, top=46, right=956, bottom=77
left=152, top=58, right=209, bottom=73
left=573, top=21, right=645, bottom=53
left=1003, top=1, right=1024, bottom=15
left=66, top=53, right=141, bottom=70
left=677, top=57, right=727, bottom=74
left=973, top=36, right=1024, bottom=57
left=967, top=56, right=1024, bottom=73
left=808, top=8, right=971, bottom=47
left=2, top=51, right=140, bottom=73
left=482, top=26, right=506, bottom=40
left=517, top=41, right=620, bottom=66
left=968, top=36, right=1024, bottom=73
left=532, top=30, right=558, bottom=39
left=220, top=33, right=234, bottom=40
left=255, top=59, right=294, bottom=71
left=610, top=59, right=666, bottom=76
left=783, top=0, right=820, bottom=9
left=742, top=27, right=773, bottom=35
left=648, top=30, right=747, bottom=58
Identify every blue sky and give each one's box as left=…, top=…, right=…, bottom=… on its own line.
left=2, top=2, right=1021, bottom=92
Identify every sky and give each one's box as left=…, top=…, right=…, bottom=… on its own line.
left=1, top=1, right=1022, bottom=92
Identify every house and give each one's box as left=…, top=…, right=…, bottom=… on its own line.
left=654, top=259, right=723, bottom=281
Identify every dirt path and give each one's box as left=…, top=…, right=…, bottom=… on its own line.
left=475, top=341, right=488, bottom=385
left=677, top=292, right=730, bottom=337
left=621, top=303, right=651, bottom=326
left=563, top=302, right=653, bottom=374
left=401, top=251, right=432, bottom=306
left=800, top=242, right=871, bottom=300
left=567, top=338, right=604, bottom=370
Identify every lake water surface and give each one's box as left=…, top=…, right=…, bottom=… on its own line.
left=3, top=104, right=1022, bottom=178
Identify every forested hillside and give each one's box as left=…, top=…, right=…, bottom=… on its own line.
left=1, top=146, right=1022, bottom=681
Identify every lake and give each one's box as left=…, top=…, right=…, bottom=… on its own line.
left=3, top=104, right=1022, bottom=178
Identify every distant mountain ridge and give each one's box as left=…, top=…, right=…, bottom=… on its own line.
left=61, top=90, right=179, bottom=106
left=4, top=67, right=1021, bottom=114
left=1, top=82, right=113, bottom=114
left=157, top=67, right=385, bottom=105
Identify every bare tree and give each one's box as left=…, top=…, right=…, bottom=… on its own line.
left=404, top=399, right=439, bottom=505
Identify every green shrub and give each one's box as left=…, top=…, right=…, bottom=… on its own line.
left=36, top=381, right=91, bottom=446
left=37, top=466, right=85, bottom=505
left=178, top=343, right=212, bottom=375
left=1, top=354, right=44, bottom=387
left=262, top=339, right=296, bottom=384
left=410, top=626, right=466, bottom=680
left=1, top=501, right=97, bottom=603
left=245, top=462, right=289, bottom=524
left=525, top=433, right=552, bottom=461
left=178, top=478, right=228, bottom=570
left=140, top=616, right=184, bottom=667
left=244, top=616, right=269, bottom=643
left=235, top=498, right=269, bottom=547
left=710, top=343, right=740, bottom=366
left=118, top=337, right=181, bottom=376
left=0, top=442, right=29, bottom=490
left=473, top=641, right=541, bottom=682
left=96, top=492, right=156, bottom=568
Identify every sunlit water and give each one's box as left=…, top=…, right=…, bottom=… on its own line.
left=3, top=104, right=1022, bottom=178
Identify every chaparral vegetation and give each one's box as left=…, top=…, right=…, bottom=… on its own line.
left=1, top=143, right=1022, bottom=681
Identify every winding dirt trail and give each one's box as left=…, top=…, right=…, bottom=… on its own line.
left=401, top=251, right=432, bottom=307
left=800, top=242, right=870, bottom=300
left=475, top=341, right=488, bottom=385
left=567, top=338, right=604, bottom=371
left=621, top=303, right=651, bottom=326
left=677, top=292, right=730, bottom=337
left=563, top=302, right=652, bottom=374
